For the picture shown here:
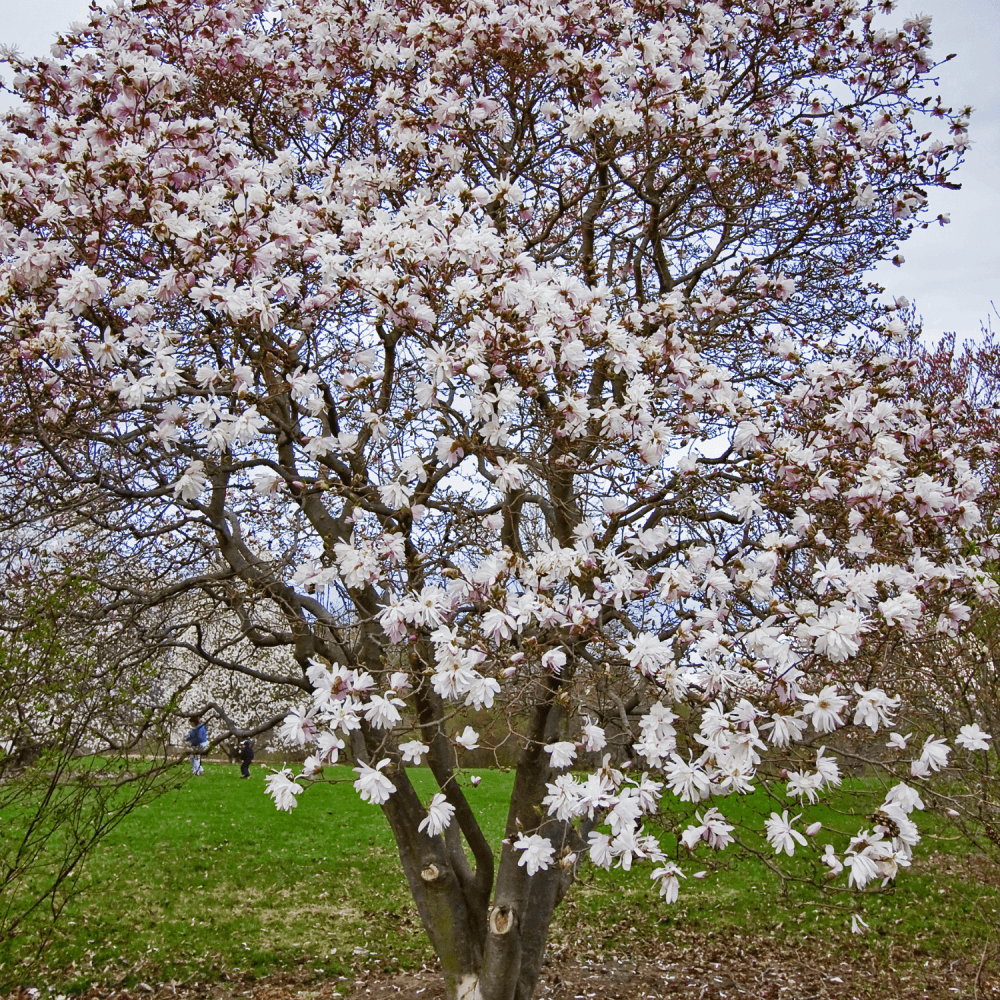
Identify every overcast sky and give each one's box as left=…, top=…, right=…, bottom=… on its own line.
left=3, top=0, right=997, bottom=343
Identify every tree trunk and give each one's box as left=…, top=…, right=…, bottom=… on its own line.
left=375, top=824, right=572, bottom=1000
left=367, top=680, right=583, bottom=1000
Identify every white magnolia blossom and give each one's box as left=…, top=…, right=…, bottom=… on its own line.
left=494, top=458, right=527, bottom=493
left=785, top=769, right=822, bottom=804
left=765, top=811, right=807, bottom=856
left=763, top=713, right=808, bottom=748
left=650, top=862, right=686, bottom=903
left=544, top=741, right=577, bottom=770
left=265, top=770, right=304, bottom=812
left=664, top=755, right=711, bottom=803
left=455, top=726, right=480, bottom=751
left=955, top=724, right=993, bottom=751
left=884, top=782, right=925, bottom=815
left=580, top=721, right=608, bottom=753
left=399, top=740, right=430, bottom=765
left=587, top=831, right=614, bottom=869
left=316, top=731, right=345, bottom=763
left=845, top=847, right=880, bottom=889
left=814, top=747, right=842, bottom=789
left=174, top=460, right=208, bottom=500
left=680, top=808, right=734, bottom=851
left=821, top=845, right=843, bottom=876
left=878, top=592, right=923, bottom=631
left=852, top=685, right=901, bottom=732
left=514, top=834, right=555, bottom=876
left=363, top=693, right=406, bottom=730
left=300, top=754, right=324, bottom=778
left=542, top=774, right=582, bottom=822
left=910, top=735, right=951, bottom=777
left=541, top=649, right=567, bottom=673
left=798, top=685, right=849, bottom=733
left=278, top=710, right=316, bottom=747
left=418, top=793, right=456, bottom=837
left=353, top=759, right=396, bottom=805
left=800, top=608, right=867, bottom=662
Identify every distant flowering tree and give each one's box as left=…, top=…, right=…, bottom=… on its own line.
left=157, top=595, right=304, bottom=746
left=0, top=0, right=994, bottom=997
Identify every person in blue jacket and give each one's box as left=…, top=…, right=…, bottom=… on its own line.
left=185, top=715, right=208, bottom=775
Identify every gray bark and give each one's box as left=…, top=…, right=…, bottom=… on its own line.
left=361, top=674, right=581, bottom=1000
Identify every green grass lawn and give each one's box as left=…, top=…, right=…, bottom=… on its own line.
left=0, top=762, right=996, bottom=995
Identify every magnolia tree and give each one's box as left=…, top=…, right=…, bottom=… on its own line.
left=158, top=594, right=304, bottom=746
left=0, top=0, right=996, bottom=996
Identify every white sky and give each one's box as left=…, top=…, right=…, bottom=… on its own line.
left=3, top=0, right=997, bottom=343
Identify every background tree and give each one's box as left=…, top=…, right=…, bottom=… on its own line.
left=0, top=543, right=180, bottom=949
left=155, top=588, right=307, bottom=749
left=851, top=329, right=1000, bottom=871
left=0, top=513, right=289, bottom=953
left=0, top=1, right=993, bottom=998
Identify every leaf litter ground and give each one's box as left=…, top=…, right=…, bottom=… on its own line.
left=4, top=932, right=995, bottom=1000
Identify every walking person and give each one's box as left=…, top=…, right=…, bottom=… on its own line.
left=185, top=715, right=208, bottom=775
left=239, top=738, right=254, bottom=778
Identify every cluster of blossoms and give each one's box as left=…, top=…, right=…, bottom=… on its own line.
left=268, top=653, right=993, bottom=914
left=279, top=667, right=989, bottom=916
